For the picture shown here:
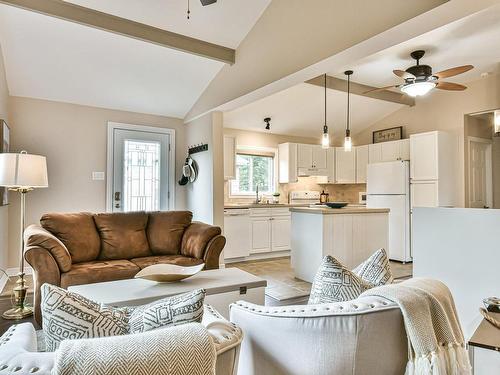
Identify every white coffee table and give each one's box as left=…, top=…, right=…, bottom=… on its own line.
left=68, top=268, right=267, bottom=318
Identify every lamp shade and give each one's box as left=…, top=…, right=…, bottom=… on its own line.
left=0, top=152, right=48, bottom=188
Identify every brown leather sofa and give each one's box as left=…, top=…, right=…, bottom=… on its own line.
left=24, top=211, right=225, bottom=324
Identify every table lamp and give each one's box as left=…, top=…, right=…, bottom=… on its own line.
left=0, top=151, right=48, bottom=319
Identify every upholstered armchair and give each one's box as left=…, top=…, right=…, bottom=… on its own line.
left=230, top=296, right=408, bottom=375
left=0, top=306, right=242, bottom=375
left=24, top=211, right=226, bottom=324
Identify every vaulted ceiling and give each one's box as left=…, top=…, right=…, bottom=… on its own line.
left=0, top=0, right=271, bottom=118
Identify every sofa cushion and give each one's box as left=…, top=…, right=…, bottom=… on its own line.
left=60, top=260, right=140, bottom=288
left=353, top=248, right=394, bottom=287
left=130, top=255, right=204, bottom=269
left=40, top=212, right=100, bottom=263
left=308, top=255, right=372, bottom=304
left=41, top=283, right=129, bottom=351
left=147, top=211, right=192, bottom=255
left=181, top=222, right=221, bottom=259
left=94, top=212, right=151, bottom=260
left=128, top=289, right=205, bottom=334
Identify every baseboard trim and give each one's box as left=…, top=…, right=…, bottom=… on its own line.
left=6, top=266, right=33, bottom=277
left=224, top=250, right=291, bottom=264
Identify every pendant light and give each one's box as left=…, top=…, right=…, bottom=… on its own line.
left=321, top=74, right=330, bottom=149
left=344, top=70, right=353, bottom=152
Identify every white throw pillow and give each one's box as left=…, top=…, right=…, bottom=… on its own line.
left=41, top=283, right=130, bottom=351
left=41, top=284, right=206, bottom=351
left=308, top=249, right=393, bottom=304
left=128, top=289, right=205, bottom=334
left=353, top=248, right=394, bottom=287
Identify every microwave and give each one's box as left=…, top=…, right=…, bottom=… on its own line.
left=359, top=192, right=367, bottom=205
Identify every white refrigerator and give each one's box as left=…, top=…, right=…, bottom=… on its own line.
left=366, top=160, right=412, bottom=263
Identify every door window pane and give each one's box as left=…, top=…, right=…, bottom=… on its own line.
left=230, top=154, right=274, bottom=196
left=123, top=140, right=161, bottom=211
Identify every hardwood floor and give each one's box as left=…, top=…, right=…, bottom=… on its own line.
left=0, top=294, right=37, bottom=335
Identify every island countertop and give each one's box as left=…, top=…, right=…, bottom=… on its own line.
left=289, top=207, right=390, bottom=214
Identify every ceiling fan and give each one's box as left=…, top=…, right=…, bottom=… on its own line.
left=365, top=50, right=474, bottom=97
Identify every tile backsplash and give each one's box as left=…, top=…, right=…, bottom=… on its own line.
left=224, top=176, right=366, bottom=204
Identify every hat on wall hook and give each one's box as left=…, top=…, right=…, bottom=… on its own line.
left=264, top=117, right=271, bottom=130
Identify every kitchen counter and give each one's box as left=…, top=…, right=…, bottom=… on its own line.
left=224, top=203, right=309, bottom=209
left=289, top=207, right=390, bottom=214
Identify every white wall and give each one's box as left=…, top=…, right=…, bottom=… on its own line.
left=0, top=44, right=10, bottom=272
left=185, top=111, right=224, bottom=228
left=8, top=96, right=186, bottom=268
left=413, top=207, right=500, bottom=338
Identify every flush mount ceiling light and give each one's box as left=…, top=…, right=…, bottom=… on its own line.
left=365, top=50, right=473, bottom=97
left=264, top=117, right=271, bottom=130
left=321, top=74, right=330, bottom=149
left=344, top=70, right=353, bottom=152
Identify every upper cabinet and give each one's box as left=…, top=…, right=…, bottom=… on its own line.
left=297, top=144, right=328, bottom=176
left=355, top=145, right=369, bottom=183
left=335, top=147, right=356, bottom=184
left=368, top=139, right=410, bottom=164
left=278, top=143, right=298, bottom=183
left=223, top=136, right=236, bottom=180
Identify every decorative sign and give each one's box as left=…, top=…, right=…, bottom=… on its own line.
left=1, top=120, right=10, bottom=206
left=372, top=126, right=403, bottom=144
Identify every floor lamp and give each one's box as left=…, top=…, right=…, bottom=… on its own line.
left=0, top=151, right=48, bottom=320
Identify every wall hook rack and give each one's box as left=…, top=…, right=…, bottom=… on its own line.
left=188, top=143, right=208, bottom=155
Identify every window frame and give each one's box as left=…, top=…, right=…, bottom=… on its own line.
left=228, top=146, right=278, bottom=198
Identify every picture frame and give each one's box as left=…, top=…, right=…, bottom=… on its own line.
left=372, top=126, right=403, bottom=144
left=0, top=120, right=10, bottom=206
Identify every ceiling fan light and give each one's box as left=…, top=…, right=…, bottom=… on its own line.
left=401, top=81, right=436, bottom=97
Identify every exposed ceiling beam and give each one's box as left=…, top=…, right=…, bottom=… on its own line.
left=306, top=75, right=415, bottom=106
left=0, top=0, right=235, bottom=65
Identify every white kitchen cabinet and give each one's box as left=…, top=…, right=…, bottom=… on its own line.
left=356, top=145, right=369, bottom=183
left=223, top=136, right=236, bottom=180
left=335, top=147, right=356, bottom=183
left=251, top=217, right=272, bottom=253
left=223, top=209, right=251, bottom=259
left=271, top=216, right=291, bottom=251
left=278, top=143, right=298, bottom=183
left=369, top=139, right=410, bottom=164
left=312, top=146, right=327, bottom=169
left=410, top=131, right=457, bottom=207
left=297, top=144, right=312, bottom=169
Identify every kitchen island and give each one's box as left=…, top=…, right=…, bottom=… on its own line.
left=290, top=206, right=389, bottom=282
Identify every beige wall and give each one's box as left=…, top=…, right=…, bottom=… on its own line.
left=0, top=44, right=10, bottom=271
left=7, top=97, right=186, bottom=268
left=185, top=112, right=224, bottom=228
left=223, top=128, right=366, bottom=204
left=354, top=74, right=500, bottom=207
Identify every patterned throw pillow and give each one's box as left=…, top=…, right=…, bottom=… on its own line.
left=128, top=289, right=205, bottom=334
left=41, top=283, right=129, bottom=351
left=353, top=248, right=393, bottom=287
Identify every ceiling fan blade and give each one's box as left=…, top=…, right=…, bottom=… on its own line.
left=364, top=85, right=399, bottom=94
left=435, top=81, right=467, bottom=91
left=393, top=69, right=415, bottom=80
left=200, top=0, right=217, bottom=5
left=433, top=65, right=473, bottom=79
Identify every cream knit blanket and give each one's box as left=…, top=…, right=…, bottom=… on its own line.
left=52, top=323, right=216, bottom=375
left=361, top=278, right=471, bottom=375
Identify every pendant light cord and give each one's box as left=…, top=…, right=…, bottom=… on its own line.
left=324, top=74, right=327, bottom=132
left=346, top=73, right=350, bottom=132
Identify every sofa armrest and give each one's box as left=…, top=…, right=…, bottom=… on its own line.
left=24, top=247, right=62, bottom=326
left=24, top=224, right=72, bottom=272
left=0, top=323, right=54, bottom=375
left=181, top=222, right=225, bottom=269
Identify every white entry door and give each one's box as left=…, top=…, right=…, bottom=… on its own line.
left=468, top=137, right=492, bottom=209
left=107, top=123, right=174, bottom=212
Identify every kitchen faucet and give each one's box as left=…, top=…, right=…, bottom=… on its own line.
left=255, top=184, right=260, bottom=204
